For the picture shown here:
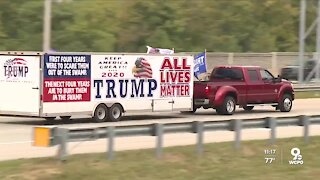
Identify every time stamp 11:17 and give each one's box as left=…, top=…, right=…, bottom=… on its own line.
left=264, top=149, right=277, bottom=164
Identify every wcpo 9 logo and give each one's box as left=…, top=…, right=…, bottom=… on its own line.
left=288, top=147, right=303, bottom=165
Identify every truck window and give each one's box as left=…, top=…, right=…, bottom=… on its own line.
left=260, top=69, right=274, bottom=80
left=211, top=68, right=244, bottom=81
left=247, top=69, right=259, bottom=81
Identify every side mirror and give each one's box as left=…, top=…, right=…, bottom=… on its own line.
left=273, top=75, right=281, bottom=83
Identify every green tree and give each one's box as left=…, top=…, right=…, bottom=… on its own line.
left=0, top=0, right=317, bottom=53
left=52, top=0, right=119, bottom=52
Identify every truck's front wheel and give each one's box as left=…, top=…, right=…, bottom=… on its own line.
left=279, top=94, right=293, bottom=112
left=216, top=96, right=236, bottom=115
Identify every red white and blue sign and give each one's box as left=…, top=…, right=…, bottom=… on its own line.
left=43, top=54, right=91, bottom=102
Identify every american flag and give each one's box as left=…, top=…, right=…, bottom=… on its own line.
left=5, top=58, right=27, bottom=65
left=133, top=58, right=153, bottom=78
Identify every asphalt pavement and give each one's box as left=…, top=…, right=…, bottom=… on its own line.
left=1, top=98, right=320, bottom=161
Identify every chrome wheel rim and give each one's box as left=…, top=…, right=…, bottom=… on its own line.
left=227, top=100, right=235, bottom=113
left=284, top=98, right=292, bottom=110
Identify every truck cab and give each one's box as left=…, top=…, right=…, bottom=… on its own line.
left=192, top=66, right=294, bottom=115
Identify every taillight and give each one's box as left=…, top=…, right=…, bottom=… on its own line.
left=205, top=85, right=210, bottom=95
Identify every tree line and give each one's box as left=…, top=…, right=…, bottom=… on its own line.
left=0, top=0, right=319, bottom=53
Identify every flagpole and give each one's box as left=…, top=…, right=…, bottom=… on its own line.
left=204, top=49, right=207, bottom=73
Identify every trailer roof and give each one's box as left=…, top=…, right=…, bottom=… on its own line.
left=0, top=51, right=193, bottom=56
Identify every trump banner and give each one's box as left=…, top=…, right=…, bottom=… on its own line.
left=194, top=51, right=207, bottom=80
left=146, top=46, right=174, bottom=55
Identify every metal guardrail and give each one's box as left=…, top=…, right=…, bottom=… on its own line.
left=291, top=84, right=320, bottom=92
left=37, top=115, right=320, bottom=161
left=294, top=86, right=320, bottom=92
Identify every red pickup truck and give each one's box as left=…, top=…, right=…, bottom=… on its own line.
left=192, top=66, right=294, bottom=115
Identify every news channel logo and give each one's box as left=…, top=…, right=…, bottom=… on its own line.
left=288, top=147, right=303, bottom=165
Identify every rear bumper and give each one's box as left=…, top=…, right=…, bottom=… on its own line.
left=194, top=99, right=210, bottom=106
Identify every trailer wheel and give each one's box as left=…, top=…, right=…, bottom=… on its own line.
left=45, top=117, right=55, bottom=121
left=93, top=104, right=109, bottom=123
left=60, top=116, right=71, bottom=123
left=44, top=117, right=56, bottom=125
left=109, top=104, right=123, bottom=122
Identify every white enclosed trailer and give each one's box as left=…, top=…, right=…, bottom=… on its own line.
left=0, top=52, right=194, bottom=122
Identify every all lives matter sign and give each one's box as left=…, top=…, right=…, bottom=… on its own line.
left=43, top=55, right=91, bottom=102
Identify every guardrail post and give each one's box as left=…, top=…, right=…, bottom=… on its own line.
left=299, top=115, right=310, bottom=144
left=230, top=119, right=242, bottom=150
left=56, top=128, right=68, bottom=161
left=93, top=128, right=99, bottom=140
left=107, top=126, right=115, bottom=160
left=228, top=53, right=234, bottom=65
left=193, top=121, right=204, bottom=155
left=267, top=117, right=276, bottom=145
left=154, top=123, right=164, bottom=159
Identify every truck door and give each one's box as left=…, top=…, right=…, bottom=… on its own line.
left=246, top=69, right=265, bottom=103
left=0, top=55, right=41, bottom=116
left=260, top=69, right=278, bottom=103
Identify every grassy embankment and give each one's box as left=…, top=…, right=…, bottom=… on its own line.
left=1, top=136, right=320, bottom=180
left=295, top=91, right=320, bottom=99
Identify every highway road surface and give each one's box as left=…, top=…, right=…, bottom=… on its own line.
left=1, top=98, right=320, bottom=161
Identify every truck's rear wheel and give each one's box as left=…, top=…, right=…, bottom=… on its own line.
left=93, top=104, right=109, bottom=123
left=279, top=94, right=293, bottom=112
left=109, top=104, right=123, bottom=122
left=216, top=96, right=236, bottom=115
left=243, top=106, right=254, bottom=111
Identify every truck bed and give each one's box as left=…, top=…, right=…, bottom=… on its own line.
left=193, top=81, right=208, bottom=99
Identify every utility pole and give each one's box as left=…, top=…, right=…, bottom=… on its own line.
left=298, top=0, right=306, bottom=83
left=316, top=0, right=320, bottom=80
left=43, top=0, right=52, bottom=52
left=302, top=0, right=320, bottom=82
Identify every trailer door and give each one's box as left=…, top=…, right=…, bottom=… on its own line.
left=0, top=55, right=41, bottom=116
left=152, top=99, right=173, bottom=112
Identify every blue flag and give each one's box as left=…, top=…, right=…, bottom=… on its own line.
left=194, top=52, right=207, bottom=80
